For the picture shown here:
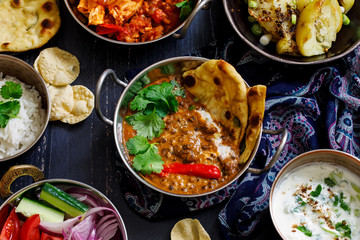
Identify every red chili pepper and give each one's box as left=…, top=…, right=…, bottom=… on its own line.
left=95, top=24, right=125, bottom=35
left=162, top=163, right=221, bottom=179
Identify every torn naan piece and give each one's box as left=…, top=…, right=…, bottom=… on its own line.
left=239, top=85, right=266, bottom=164
left=182, top=60, right=248, bottom=148
left=0, top=0, right=60, bottom=52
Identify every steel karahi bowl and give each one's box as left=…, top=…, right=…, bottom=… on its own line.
left=223, top=0, right=360, bottom=65
left=0, top=54, right=50, bottom=162
left=95, top=56, right=288, bottom=198
left=269, top=149, right=360, bottom=239
left=0, top=165, right=128, bottom=240
left=64, top=0, right=212, bottom=45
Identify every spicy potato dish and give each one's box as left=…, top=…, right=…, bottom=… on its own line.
left=247, top=0, right=355, bottom=56
left=122, top=60, right=266, bottom=195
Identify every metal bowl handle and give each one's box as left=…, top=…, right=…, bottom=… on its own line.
left=95, top=69, right=128, bottom=126
left=247, top=128, right=288, bottom=174
left=0, top=165, right=45, bottom=200
left=172, top=0, right=212, bottom=39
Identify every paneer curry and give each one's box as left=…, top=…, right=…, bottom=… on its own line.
left=75, top=0, right=194, bottom=42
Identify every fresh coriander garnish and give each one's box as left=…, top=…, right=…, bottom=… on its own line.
left=175, top=0, right=195, bottom=21
left=296, top=225, right=312, bottom=237
left=171, top=80, right=185, bottom=98
left=126, top=80, right=183, bottom=175
left=296, top=196, right=306, bottom=206
left=126, top=135, right=164, bottom=175
left=335, top=221, right=352, bottom=239
left=339, top=192, right=351, bottom=213
left=189, top=105, right=195, bottom=111
left=310, top=184, right=322, bottom=197
left=0, top=81, right=23, bottom=128
left=324, top=177, right=337, bottom=187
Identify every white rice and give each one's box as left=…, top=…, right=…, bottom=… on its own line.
left=0, top=73, right=46, bottom=158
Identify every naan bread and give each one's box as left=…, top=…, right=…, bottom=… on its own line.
left=239, top=85, right=266, bottom=163
left=182, top=60, right=248, bottom=147
left=0, top=0, right=60, bottom=52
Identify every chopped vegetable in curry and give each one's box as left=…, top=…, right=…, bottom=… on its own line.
left=75, top=0, right=195, bottom=42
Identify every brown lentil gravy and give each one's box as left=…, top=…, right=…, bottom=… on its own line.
left=122, top=75, right=242, bottom=195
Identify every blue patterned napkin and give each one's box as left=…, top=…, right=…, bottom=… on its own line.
left=116, top=40, right=360, bottom=238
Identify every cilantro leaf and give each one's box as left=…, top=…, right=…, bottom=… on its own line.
left=132, top=144, right=164, bottom=175
left=131, top=109, right=165, bottom=139
left=144, top=82, right=178, bottom=112
left=324, top=177, right=336, bottom=187
left=0, top=100, right=20, bottom=116
left=0, top=113, right=10, bottom=128
left=125, top=112, right=144, bottom=125
left=310, top=184, right=322, bottom=197
left=144, top=101, right=169, bottom=118
left=130, top=94, right=154, bottom=111
left=297, top=226, right=312, bottom=237
left=1, top=81, right=23, bottom=99
left=171, top=80, right=186, bottom=98
left=126, top=135, right=150, bottom=155
left=175, top=0, right=195, bottom=21
left=335, top=221, right=351, bottom=238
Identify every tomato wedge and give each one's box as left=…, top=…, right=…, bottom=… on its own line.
left=40, top=233, right=63, bottom=240
left=0, top=205, right=10, bottom=231
left=0, top=208, right=20, bottom=240
left=19, top=214, right=40, bottom=240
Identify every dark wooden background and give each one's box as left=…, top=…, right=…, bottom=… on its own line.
left=0, top=0, right=282, bottom=239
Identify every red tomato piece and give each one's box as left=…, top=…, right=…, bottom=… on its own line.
left=19, top=214, right=40, bottom=240
left=151, top=9, right=166, bottom=24
left=0, top=208, right=20, bottom=240
left=40, top=233, right=63, bottom=240
left=0, top=205, right=10, bottom=231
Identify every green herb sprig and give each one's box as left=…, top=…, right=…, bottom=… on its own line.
left=175, top=0, right=196, bottom=21
left=126, top=81, right=182, bottom=174
left=296, top=225, right=312, bottom=237
left=0, top=81, right=23, bottom=128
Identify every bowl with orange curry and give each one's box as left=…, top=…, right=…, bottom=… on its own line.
left=64, top=0, right=212, bottom=44
left=95, top=57, right=288, bottom=197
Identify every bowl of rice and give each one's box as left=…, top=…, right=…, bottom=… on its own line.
left=0, top=54, right=50, bottom=161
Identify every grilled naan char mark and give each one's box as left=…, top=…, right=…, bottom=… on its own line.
left=249, top=0, right=300, bottom=55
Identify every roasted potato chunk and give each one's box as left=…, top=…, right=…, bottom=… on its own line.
left=339, top=0, right=354, bottom=13
left=296, top=0, right=342, bottom=57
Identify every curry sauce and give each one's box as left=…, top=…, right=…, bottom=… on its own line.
left=123, top=76, right=242, bottom=195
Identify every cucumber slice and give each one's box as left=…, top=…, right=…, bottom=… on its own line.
left=15, top=197, right=65, bottom=222
left=40, top=183, right=89, bottom=217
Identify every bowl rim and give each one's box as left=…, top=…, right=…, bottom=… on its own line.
left=0, top=178, right=128, bottom=240
left=63, top=0, right=199, bottom=45
left=0, top=54, right=51, bottom=162
left=269, top=149, right=360, bottom=239
left=222, top=0, right=360, bottom=65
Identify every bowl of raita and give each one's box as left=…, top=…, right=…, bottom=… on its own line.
left=0, top=54, right=50, bottom=161
left=270, top=149, right=360, bottom=239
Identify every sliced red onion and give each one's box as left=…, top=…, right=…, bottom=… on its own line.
left=97, top=222, right=119, bottom=240
left=65, top=214, right=95, bottom=240
left=95, top=218, right=117, bottom=236
left=39, top=216, right=81, bottom=235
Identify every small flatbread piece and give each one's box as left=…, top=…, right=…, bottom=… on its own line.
left=48, top=85, right=74, bottom=121
left=239, top=85, right=266, bottom=164
left=0, top=0, right=60, bottom=52
left=60, top=85, right=94, bottom=124
left=171, top=218, right=211, bottom=240
left=36, top=47, right=80, bottom=86
left=182, top=59, right=248, bottom=147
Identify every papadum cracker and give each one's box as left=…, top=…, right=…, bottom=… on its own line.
left=171, top=218, right=211, bottom=240
left=48, top=85, right=74, bottom=121
left=36, top=47, right=80, bottom=86
left=60, top=85, right=94, bottom=124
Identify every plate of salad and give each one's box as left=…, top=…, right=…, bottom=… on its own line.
left=0, top=178, right=127, bottom=240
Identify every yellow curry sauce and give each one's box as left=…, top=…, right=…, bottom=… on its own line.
left=123, top=76, right=241, bottom=195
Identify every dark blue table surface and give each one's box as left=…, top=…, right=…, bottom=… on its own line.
left=0, top=0, right=282, bottom=239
